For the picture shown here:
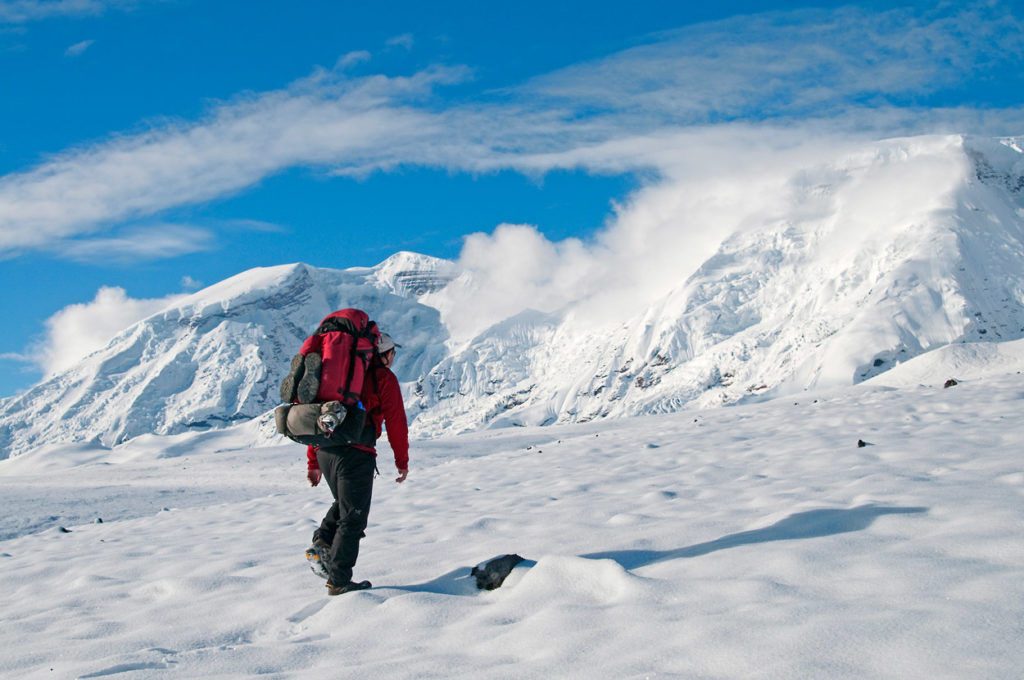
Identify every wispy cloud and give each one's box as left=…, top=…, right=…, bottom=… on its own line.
left=0, top=0, right=162, bottom=25
left=385, top=33, right=414, bottom=51
left=522, top=4, right=1024, bottom=124
left=0, top=3, right=1021, bottom=264
left=55, top=224, right=217, bottom=263
left=336, top=50, right=371, bottom=70
left=0, top=65, right=474, bottom=256
left=220, top=218, right=286, bottom=234
left=64, top=38, right=93, bottom=56
left=1, top=0, right=103, bottom=24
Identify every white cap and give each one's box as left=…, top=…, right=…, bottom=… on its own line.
left=377, top=333, right=401, bottom=354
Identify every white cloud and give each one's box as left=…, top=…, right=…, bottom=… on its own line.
left=64, top=38, right=93, bottom=56
left=521, top=5, right=1024, bottom=124
left=0, top=3, right=1021, bottom=266
left=54, top=224, right=216, bottom=263
left=432, top=125, right=855, bottom=341
left=0, top=0, right=103, bottom=23
left=180, top=275, right=203, bottom=290
left=336, top=50, right=371, bottom=70
left=385, top=33, right=414, bottom=51
left=431, top=127, right=1000, bottom=348
left=0, top=0, right=161, bottom=24
left=430, top=223, right=593, bottom=340
left=0, top=66, right=473, bottom=257
left=38, top=286, right=186, bottom=376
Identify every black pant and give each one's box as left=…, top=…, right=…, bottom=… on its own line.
left=314, top=446, right=376, bottom=585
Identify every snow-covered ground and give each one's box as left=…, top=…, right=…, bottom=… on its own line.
left=2, top=345, right=1022, bottom=679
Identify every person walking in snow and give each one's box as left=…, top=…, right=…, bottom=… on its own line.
left=305, top=332, right=409, bottom=596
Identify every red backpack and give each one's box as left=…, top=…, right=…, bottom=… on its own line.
left=276, top=309, right=381, bottom=447
left=281, top=308, right=381, bottom=405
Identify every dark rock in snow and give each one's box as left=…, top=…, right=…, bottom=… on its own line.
left=472, top=554, right=526, bottom=590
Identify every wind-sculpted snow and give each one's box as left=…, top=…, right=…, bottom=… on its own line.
left=1, top=135, right=1023, bottom=458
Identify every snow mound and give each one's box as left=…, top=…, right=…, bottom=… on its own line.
left=503, top=555, right=645, bottom=604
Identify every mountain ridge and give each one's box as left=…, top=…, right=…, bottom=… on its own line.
left=2, top=134, right=1022, bottom=458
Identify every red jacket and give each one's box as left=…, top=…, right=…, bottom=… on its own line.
left=306, top=363, right=409, bottom=472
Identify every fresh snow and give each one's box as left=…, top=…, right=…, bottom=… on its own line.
left=1, top=132, right=1023, bottom=676
left=2, top=354, right=1023, bottom=678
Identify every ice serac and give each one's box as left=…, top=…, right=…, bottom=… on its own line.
left=2, top=135, right=1023, bottom=457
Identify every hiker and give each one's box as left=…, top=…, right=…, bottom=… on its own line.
left=305, top=332, right=409, bottom=596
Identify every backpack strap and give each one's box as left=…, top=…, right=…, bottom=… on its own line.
left=341, top=321, right=377, bottom=405
left=367, top=363, right=381, bottom=409
left=352, top=364, right=382, bottom=449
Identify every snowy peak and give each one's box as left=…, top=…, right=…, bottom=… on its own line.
left=371, top=251, right=456, bottom=297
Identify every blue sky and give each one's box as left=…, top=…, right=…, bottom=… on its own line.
left=2, top=0, right=1023, bottom=398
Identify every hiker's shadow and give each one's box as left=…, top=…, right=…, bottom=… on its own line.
left=388, top=567, right=479, bottom=597
left=385, top=505, right=926, bottom=595
left=583, top=504, right=928, bottom=570
left=387, top=561, right=539, bottom=597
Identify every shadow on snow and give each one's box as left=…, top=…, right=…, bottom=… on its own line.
left=384, top=504, right=926, bottom=595
left=387, top=567, right=480, bottom=597
left=582, top=504, right=928, bottom=571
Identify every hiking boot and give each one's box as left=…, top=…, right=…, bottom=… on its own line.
left=295, top=353, right=322, bottom=403
left=279, top=353, right=306, bottom=403
left=326, top=580, right=371, bottom=596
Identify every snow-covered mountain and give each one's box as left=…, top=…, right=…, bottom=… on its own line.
left=0, top=252, right=453, bottom=458
left=1, top=134, right=1022, bottom=459
left=409, top=134, right=1024, bottom=433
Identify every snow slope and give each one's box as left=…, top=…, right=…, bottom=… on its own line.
left=1, top=368, right=1022, bottom=678
left=1, top=134, right=1023, bottom=458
